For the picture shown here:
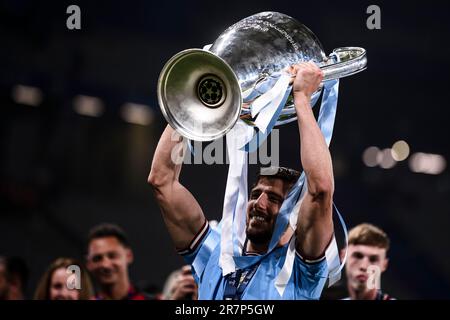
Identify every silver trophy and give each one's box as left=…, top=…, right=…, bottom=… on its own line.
left=158, top=11, right=367, bottom=141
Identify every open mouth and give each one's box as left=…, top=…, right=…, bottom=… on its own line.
left=249, top=212, right=269, bottom=224
left=251, top=216, right=266, bottom=222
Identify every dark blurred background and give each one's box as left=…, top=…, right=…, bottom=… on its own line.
left=1, top=0, right=449, bottom=299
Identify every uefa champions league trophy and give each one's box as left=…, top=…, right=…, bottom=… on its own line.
left=157, top=11, right=367, bottom=141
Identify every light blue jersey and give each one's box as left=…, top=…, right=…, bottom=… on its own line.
left=182, top=223, right=328, bottom=300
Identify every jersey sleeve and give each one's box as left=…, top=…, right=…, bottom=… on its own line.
left=178, top=220, right=220, bottom=282
left=294, top=251, right=328, bottom=299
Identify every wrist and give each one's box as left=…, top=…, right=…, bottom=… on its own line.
left=293, top=92, right=311, bottom=108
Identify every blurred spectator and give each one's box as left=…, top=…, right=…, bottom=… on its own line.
left=34, top=257, right=93, bottom=300
left=342, top=223, right=394, bottom=300
left=86, top=223, right=154, bottom=300
left=139, top=281, right=163, bottom=300
left=162, top=265, right=198, bottom=300
left=0, top=256, right=29, bottom=300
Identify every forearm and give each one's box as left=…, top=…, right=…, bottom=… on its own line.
left=295, top=93, right=334, bottom=258
left=295, top=93, right=334, bottom=196
left=148, top=125, right=205, bottom=249
left=292, top=63, right=334, bottom=259
left=148, top=124, right=185, bottom=187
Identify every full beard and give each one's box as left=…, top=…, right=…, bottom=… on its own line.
left=246, top=222, right=273, bottom=246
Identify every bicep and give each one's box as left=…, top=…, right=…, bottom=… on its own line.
left=295, top=191, right=333, bottom=260
left=154, top=181, right=206, bottom=250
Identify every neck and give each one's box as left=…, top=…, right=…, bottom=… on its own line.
left=348, top=283, right=378, bottom=300
left=98, top=276, right=131, bottom=300
left=246, top=240, right=268, bottom=255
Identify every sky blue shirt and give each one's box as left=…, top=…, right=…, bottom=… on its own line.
left=182, top=224, right=328, bottom=300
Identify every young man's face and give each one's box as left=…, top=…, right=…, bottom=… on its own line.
left=345, top=244, right=389, bottom=292
left=246, top=177, right=290, bottom=247
left=86, top=236, right=133, bottom=286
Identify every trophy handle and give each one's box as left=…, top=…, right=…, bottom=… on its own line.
left=321, top=47, right=367, bottom=81
left=272, top=47, right=367, bottom=127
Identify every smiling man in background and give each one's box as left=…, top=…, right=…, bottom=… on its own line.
left=86, top=223, right=154, bottom=300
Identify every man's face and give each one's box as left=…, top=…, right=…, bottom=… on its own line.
left=86, top=236, right=133, bottom=286
left=246, top=177, right=290, bottom=246
left=345, top=244, right=388, bottom=292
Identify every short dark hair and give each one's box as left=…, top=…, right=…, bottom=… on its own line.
left=87, top=223, right=130, bottom=248
left=253, top=166, right=301, bottom=189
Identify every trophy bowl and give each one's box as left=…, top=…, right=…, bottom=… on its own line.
left=158, top=11, right=367, bottom=141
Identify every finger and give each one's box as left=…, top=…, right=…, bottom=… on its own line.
left=177, top=283, right=197, bottom=292
left=181, top=284, right=197, bottom=291
left=293, top=64, right=306, bottom=76
left=303, top=61, right=316, bottom=71
left=309, top=62, right=321, bottom=74
left=181, top=265, right=192, bottom=274
left=178, top=274, right=195, bottom=281
left=178, top=277, right=194, bottom=285
left=289, top=64, right=300, bottom=75
left=178, top=281, right=195, bottom=290
left=178, top=278, right=197, bottom=288
left=178, top=288, right=196, bottom=296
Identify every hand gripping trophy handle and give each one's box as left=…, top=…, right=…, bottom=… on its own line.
left=272, top=46, right=367, bottom=126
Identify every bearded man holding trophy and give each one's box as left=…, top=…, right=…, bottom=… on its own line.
left=149, top=12, right=367, bottom=300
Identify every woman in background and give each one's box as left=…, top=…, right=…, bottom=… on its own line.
left=34, top=257, right=93, bottom=300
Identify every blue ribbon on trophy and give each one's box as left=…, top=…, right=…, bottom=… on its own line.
left=157, top=12, right=367, bottom=296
